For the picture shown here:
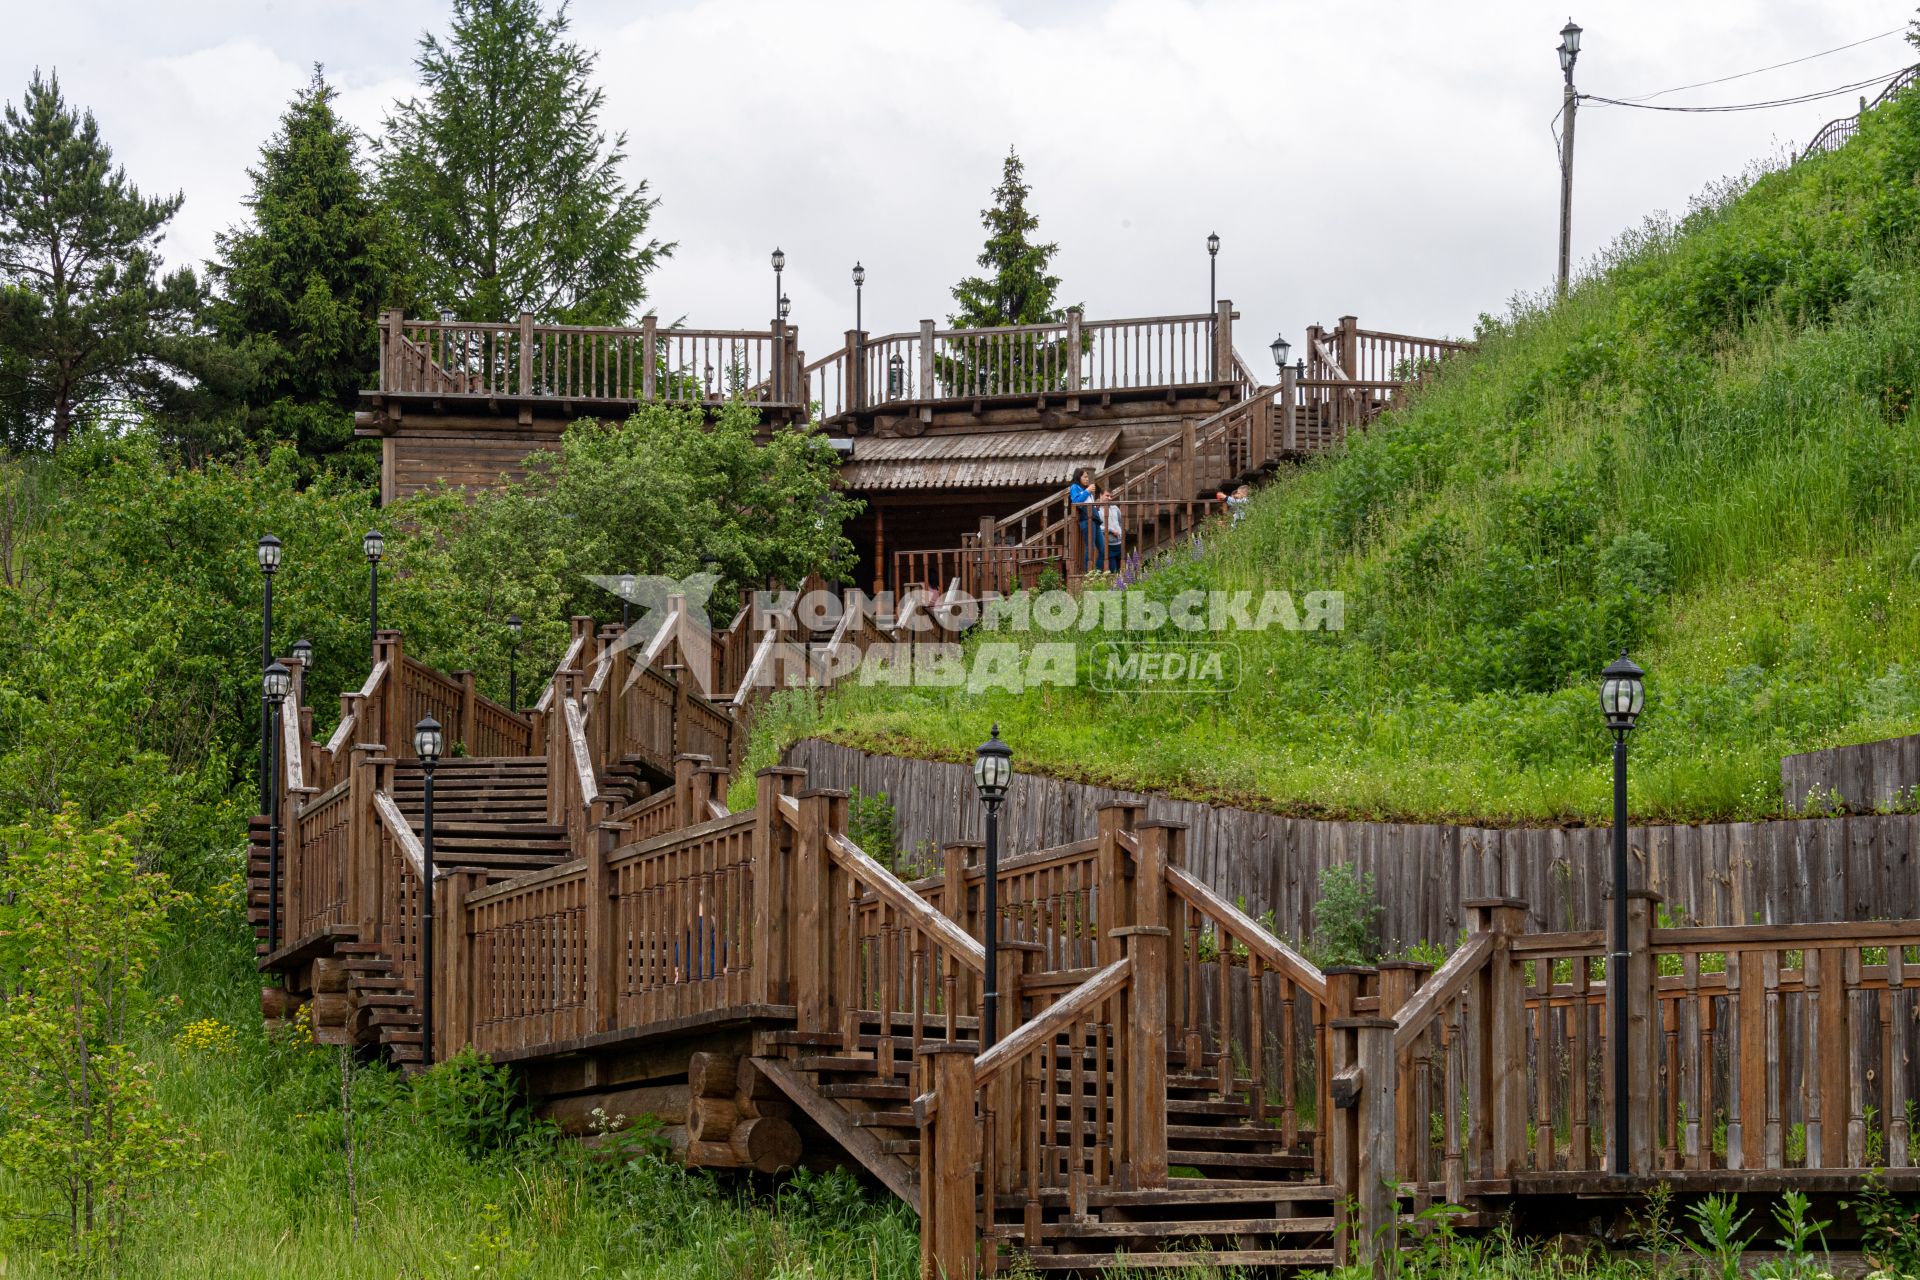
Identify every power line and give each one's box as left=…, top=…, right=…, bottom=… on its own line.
left=1584, top=67, right=1908, bottom=113
left=1610, top=27, right=1905, bottom=103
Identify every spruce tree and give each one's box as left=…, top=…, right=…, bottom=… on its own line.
left=211, top=68, right=405, bottom=470
left=377, top=0, right=670, bottom=324
left=945, top=148, right=1079, bottom=394
left=950, top=148, right=1069, bottom=329
left=0, top=71, right=197, bottom=450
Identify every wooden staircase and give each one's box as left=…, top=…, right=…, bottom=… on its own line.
left=751, top=1005, right=1338, bottom=1275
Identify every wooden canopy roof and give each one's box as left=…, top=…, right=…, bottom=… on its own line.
left=837, top=427, right=1121, bottom=493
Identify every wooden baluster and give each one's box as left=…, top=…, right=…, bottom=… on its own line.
left=1682, top=953, right=1704, bottom=1169
left=1626, top=891, right=1660, bottom=1174
left=920, top=1044, right=980, bottom=1280
left=1817, top=945, right=1850, bottom=1168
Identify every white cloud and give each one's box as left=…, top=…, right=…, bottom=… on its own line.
left=1, top=0, right=1907, bottom=361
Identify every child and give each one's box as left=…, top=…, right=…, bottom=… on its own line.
left=1099, top=487, right=1124, bottom=571
left=1215, top=483, right=1253, bottom=525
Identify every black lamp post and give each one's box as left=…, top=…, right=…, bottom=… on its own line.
left=414, top=713, right=444, bottom=1066
left=1270, top=334, right=1291, bottom=377
left=256, top=534, right=282, bottom=813
left=263, top=661, right=292, bottom=954
left=1600, top=649, right=1644, bottom=1173
left=973, top=725, right=1013, bottom=1050
left=507, top=615, right=523, bottom=713
left=853, top=262, right=866, bottom=410
left=1557, top=19, right=1583, bottom=298
left=1208, top=233, right=1222, bottom=375
left=771, top=246, right=785, bottom=320
left=363, top=529, right=385, bottom=663
left=620, top=573, right=636, bottom=629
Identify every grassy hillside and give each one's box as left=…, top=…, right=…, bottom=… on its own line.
left=777, top=91, right=1920, bottom=825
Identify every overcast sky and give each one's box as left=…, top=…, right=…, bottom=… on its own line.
left=4, top=0, right=1911, bottom=367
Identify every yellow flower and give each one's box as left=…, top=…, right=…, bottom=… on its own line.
left=172, top=1017, right=239, bottom=1055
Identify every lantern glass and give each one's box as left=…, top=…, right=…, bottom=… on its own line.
left=1561, top=20, right=1581, bottom=54
left=1270, top=334, right=1291, bottom=371
left=507, top=614, right=523, bottom=639
left=257, top=533, right=282, bottom=573
left=363, top=529, right=385, bottom=563
left=778, top=293, right=791, bottom=320
left=292, top=639, right=313, bottom=669
left=1207, top=232, right=1220, bottom=256
left=413, top=714, right=444, bottom=761
left=771, top=247, right=785, bottom=272
left=1599, top=653, right=1645, bottom=730
left=852, top=262, right=865, bottom=287
left=973, top=725, right=1013, bottom=803
left=263, top=661, right=292, bottom=701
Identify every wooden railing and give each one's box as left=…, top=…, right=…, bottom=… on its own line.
left=1324, top=896, right=1920, bottom=1276
left=288, top=776, right=353, bottom=941
left=802, top=306, right=1242, bottom=421
left=377, top=312, right=805, bottom=408
left=1801, top=64, right=1920, bottom=160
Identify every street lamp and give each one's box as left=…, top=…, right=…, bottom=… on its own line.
left=291, top=638, right=313, bottom=673
left=1270, top=334, right=1291, bottom=375
left=263, top=661, right=292, bottom=955
left=363, top=529, right=385, bottom=664
left=507, top=615, right=523, bottom=713
left=1557, top=19, right=1583, bottom=298
left=1208, top=233, right=1222, bottom=373
left=414, top=714, right=444, bottom=1066
left=620, top=573, right=636, bottom=629
left=973, top=725, right=1013, bottom=1051
left=778, top=293, right=791, bottom=323
left=256, top=534, right=282, bottom=813
left=1599, top=648, right=1644, bottom=1174
left=856, top=264, right=871, bottom=412
left=771, top=246, right=785, bottom=321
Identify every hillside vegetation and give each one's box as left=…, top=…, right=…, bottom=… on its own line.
left=781, top=91, right=1920, bottom=825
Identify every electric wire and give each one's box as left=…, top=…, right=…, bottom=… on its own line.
left=1583, top=67, right=1909, bottom=113
left=1609, top=27, right=1904, bottom=103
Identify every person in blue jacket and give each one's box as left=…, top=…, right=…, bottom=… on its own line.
left=1069, top=467, right=1101, bottom=571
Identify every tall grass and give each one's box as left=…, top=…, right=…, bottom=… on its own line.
left=792, top=95, right=1920, bottom=824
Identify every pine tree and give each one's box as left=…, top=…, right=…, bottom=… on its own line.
left=210, top=68, right=406, bottom=470
left=0, top=71, right=198, bottom=449
left=377, top=0, right=670, bottom=325
left=945, top=148, right=1079, bottom=394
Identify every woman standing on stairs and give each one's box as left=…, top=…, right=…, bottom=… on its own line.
left=1070, top=467, right=1101, bottom=571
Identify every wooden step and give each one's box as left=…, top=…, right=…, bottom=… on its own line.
left=1040, top=1216, right=1336, bottom=1242
left=850, top=1110, right=914, bottom=1128
left=1020, top=1248, right=1333, bottom=1270
left=820, top=1082, right=911, bottom=1102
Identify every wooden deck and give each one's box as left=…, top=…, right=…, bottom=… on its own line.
left=255, top=613, right=1920, bottom=1278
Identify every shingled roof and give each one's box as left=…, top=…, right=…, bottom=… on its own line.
left=837, top=427, right=1122, bottom=492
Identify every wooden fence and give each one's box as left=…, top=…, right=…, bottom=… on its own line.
left=1783, top=732, right=1920, bottom=814
left=377, top=312, right=805, bottom=408
left=802, top=305, right=1242, bottom=422
left=787, top=740, right=1920, bottom=944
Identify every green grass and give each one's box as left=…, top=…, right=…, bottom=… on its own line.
left=779, top=92, right=1920, bottom=826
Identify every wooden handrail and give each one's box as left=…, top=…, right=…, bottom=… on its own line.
left=323, top=660, right=389, bottom=755
left=533, top=635, right=587, bottom=716
left=563, top=697, right=599, bottom=808
left=729, top=628, right=780, bottom=709
left=827, top=830, right=987, bottom=973
left=1164, top=864, right=1327, bottom=1001
left=1390, top=930, right=1493, bottom=1055
left=280, top=694, right=306, bottom=794
left=974, top=955, right=1132, bottom=1085
left=372, top=789, right=427, bottom=881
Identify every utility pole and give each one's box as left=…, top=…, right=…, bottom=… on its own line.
left=1557, top=19, right=1583, bottom=298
